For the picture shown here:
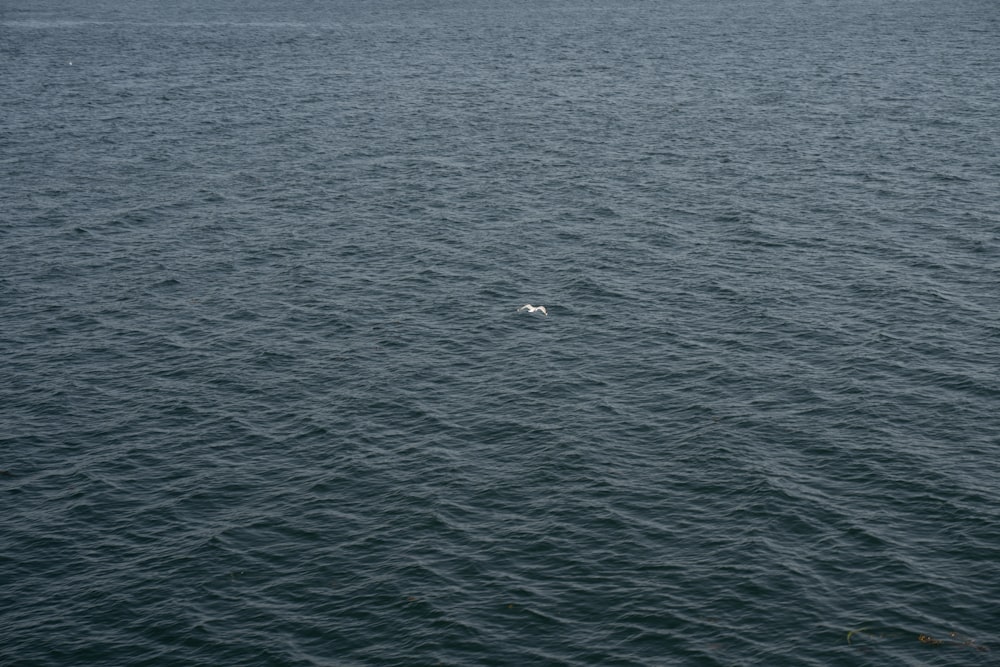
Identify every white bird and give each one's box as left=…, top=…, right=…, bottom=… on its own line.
left=517, top=304, right=548, bottom=316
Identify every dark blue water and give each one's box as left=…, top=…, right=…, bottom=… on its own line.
left=3, top=0, right=1000, bottom=664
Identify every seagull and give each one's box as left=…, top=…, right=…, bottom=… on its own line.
left=517, top=304, right=548, bottom=316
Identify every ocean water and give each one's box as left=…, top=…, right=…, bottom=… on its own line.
left=2, top=0, right=999, bottom=664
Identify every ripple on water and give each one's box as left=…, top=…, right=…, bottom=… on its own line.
left=3, top=0, right=1000, bottom=665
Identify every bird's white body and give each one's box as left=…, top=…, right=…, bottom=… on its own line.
left=517, top=304, right=548, bottom=316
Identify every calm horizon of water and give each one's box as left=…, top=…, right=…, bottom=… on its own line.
left=3, top=0, right=999, bottom=665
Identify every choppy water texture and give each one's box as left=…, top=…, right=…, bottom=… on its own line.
left=3, top=0, right=1000, bottom=664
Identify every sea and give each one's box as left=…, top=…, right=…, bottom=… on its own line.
left=2, top=0, right=999, bottom=665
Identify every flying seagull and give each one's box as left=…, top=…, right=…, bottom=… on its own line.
left=517, top=304, right=548, bottom=316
